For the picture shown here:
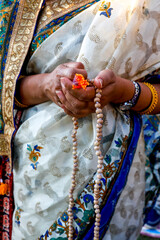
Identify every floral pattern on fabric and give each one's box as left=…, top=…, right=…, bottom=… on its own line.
left=15, top=207, right=23, bottom=226
left=13, top=0, right=160, bottom=238
left=38, top=134, right=130, bottom=240
left=30, top=0, right=100, bottom=56
left=99, top=1, right=113, bottom=18
left=27, top=144, right=43, bottom=170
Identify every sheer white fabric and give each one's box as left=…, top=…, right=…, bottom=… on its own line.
left=12, top=0, right=160, bottom=239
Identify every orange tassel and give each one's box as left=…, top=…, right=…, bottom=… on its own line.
left=0, top=182, right=8, bottom=195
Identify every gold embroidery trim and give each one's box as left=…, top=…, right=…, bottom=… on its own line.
left=1, top=0, right=44, bottom=157
left=0, top=135, right=10, bottom=155
left=37, top=0, right=98, bottom=32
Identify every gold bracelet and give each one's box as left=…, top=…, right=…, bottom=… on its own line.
left=14, top=97, right=29, bottom=109
left=140, top=82, right=158, bottom=115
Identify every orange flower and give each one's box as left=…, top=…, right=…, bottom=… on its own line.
left=72, top=74, right=89, bottom=90
left=0, top=183, right=8, bottom=195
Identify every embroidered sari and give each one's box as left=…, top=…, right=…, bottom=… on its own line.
left=0, top=0, right=160, bottom=239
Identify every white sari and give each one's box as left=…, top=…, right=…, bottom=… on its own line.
left=12, top=0, right=160, bottom=239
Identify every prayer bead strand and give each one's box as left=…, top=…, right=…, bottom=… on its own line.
left=68, top=81, right=103, bottom=239
left=68, top=117, right=79, bottom=240
left=93, top=88, right=103, bottom=240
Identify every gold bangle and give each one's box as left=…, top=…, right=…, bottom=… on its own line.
left=14, top=97, right=29, bottom=109
left=140, top=82, right=158, bottom=115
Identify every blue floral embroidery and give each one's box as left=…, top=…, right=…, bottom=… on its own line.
left=27, top=144, right=43, bottom=170
left=99, top=1, right=113, bottom=18
left=83, top=194, right=94, bottom=208
left=61, top=213, right=69, bottom=222
left=15, top=207, right=23, bottom=226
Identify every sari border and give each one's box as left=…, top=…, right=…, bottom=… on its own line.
left=37, top=0, right=100, bottom=31
left=1, top=0, right=44, bottom=158
left=83, top=113, right=142, bottom=239
left=0, top=135, right=11, bottom=156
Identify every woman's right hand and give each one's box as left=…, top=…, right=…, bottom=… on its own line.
left=17, top=62, right=87, bottom=107
left=42, top=62, right=88, bottom=106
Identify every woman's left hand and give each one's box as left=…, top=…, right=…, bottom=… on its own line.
left=58, top=69, right=135, bottom=118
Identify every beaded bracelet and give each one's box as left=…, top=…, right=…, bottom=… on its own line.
left=140, top=82, right=158, bottom=115
left=119, top=81, right=141, bottom=111
left=14, top=97, right=29, bottom=109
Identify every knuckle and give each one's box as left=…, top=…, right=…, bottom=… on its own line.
left=99, top=69, right=115, bottom=79
left=71, top=101, right=78, bottom=109
left=73, top=109, right=79, bottom=115
left=77, top=91, right=88, bottom=101
left=75, top=62, right=84, bottom=69
left=107, top=69, right=115, bottom=80
left=78, top=93, right=85, bottom=101
left=55, top=64, right=65, bottom=74
left=68, top=68, right=76, bottom=79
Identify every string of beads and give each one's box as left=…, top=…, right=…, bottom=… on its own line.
left=68, top=77, right=103, bottom=240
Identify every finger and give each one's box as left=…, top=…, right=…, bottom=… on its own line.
left=63, top=62, right=85, bottom=69
left=63, top=97, right=95, bottom=118
left=62, top=105, right=94, bottom=118
left=61, top=77, right=95, bottom=101
left=55, top=90, right=66, bottom=107
left=56, top=88, right=95, bottom=117
left=94, top=69, right=115, bottom=88
left=57, top=88, right=87, bottom=110
left=46, top=88, right=64, bottom=108
left=56, top=65, right=88, bottom=80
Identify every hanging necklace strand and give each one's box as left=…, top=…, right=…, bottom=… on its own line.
left=68, top=78, right=103, bottom=240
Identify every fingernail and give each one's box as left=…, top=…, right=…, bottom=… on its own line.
left=56, top=90, right=63, bottom=105
left=95, top=77, right=103, bottom=88
left=57, top=102, right=62, bottom=107
left=56, top=90, right=62, bottom=98
left=61, top=82, right=65, bottom=89
left=99, top=79, right=103, bottom=88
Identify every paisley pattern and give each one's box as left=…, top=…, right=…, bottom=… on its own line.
left=0, top=1, right=43, bottom=239
left=13, top=0, right=159, bottom=239
left=30, top=0, right=100, bottom=56
left=0, top=0, right=158, bottom=239
left=12, top=101, right=146, bottom=240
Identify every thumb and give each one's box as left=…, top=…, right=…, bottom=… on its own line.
left=94, top=77, right=103, bottom=89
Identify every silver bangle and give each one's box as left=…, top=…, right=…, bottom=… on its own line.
left=119, top=81, right=141, bottom=111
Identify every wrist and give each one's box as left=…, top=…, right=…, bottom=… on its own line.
left=111, top=76, right=135, bottom=105
left=18, top=74, right=50, bottom=106
left=119, top=81, right=141, bottom=111
left=39, top=73, right=51, bottom=102
left=131, top=82, right=152, bottom=112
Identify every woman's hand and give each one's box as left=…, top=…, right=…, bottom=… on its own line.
left=57, top=76, right=96, bottom=118
left=17, top=65, right=139, bottom=118
left=59, top=69, right=135, bottom=118
left=42, top=62, right=88, bottom=107
left=93, top=69, right=135, bottom=107
left=16, top=62, right=88, bottom=107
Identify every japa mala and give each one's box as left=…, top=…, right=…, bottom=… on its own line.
left=68, top=74, right=103, bottom=240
